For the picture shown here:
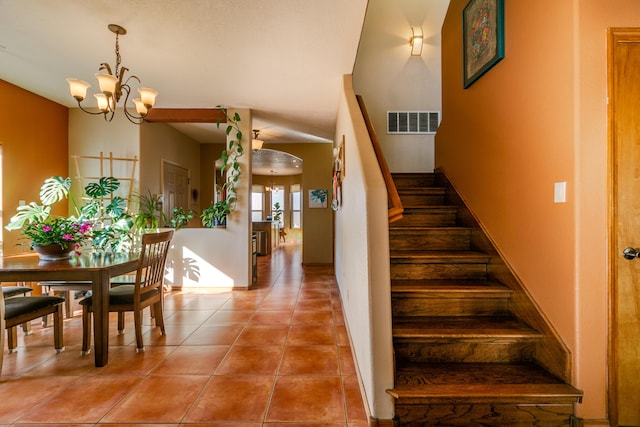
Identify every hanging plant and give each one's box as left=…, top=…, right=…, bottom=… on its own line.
left=206, top=106, right=244, bottom=223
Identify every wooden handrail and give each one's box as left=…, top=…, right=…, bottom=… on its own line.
left=356, top=95, right=403, bottom=223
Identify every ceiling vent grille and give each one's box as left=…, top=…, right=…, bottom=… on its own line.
left=387, top=111, right=440, bottom=134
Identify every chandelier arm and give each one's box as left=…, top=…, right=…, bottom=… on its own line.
left=75, top=100, right=106, bottom=116
left=120, top=83, right=146, bottom=124
left=99, top=63, right=113, bottom=75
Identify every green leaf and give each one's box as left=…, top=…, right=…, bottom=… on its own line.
left=79, top=200, right=101, bottom=220
left=233, top=112, right=241, bottom=122
left=85, top=177, right=120, bottom=198
left=226, top=125, right=233, bottom=136
left=105, top=196, right=127, bottom=218
left=39, top=176, right=71, bottom=206
left=5, top=203, right=50, bottom=230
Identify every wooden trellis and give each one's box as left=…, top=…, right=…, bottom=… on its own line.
left=72, top=152, right=138, bottom=216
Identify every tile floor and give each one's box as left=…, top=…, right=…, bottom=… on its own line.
left=0, top=242, right=370, bottom=426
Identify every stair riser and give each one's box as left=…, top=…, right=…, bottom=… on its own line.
left=390, top=230, right=470, bottom=251
left=393, top=340, right=535, bottom=363
left=393, top=177, right=436, bottom=188
left=392, top=297, right=509, bottom=317
left=400, top=194, right=445, bottom=206
left=394, top=403, right=574, bottom=426
left=391, top=264, right=487, bottom=280
left=394, top=211, right=457, bottom=227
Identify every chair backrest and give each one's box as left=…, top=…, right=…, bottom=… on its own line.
left=134, top=230, right=174, bottom=301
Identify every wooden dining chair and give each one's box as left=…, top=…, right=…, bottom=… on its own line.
left=79, top=230, right=174, bottom=354
left=1, top=290, right=65, bottom=373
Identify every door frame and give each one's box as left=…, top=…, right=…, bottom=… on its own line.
left=607, top=27, right=640, bottom=427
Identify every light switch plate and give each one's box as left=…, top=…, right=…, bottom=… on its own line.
left=554, top=181, right=566, bottom=203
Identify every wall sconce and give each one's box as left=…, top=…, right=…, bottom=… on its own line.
left=252, top=129, right=264, bottom=151
left=410, top=26, right=423, bottom=56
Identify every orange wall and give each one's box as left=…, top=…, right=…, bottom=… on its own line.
left=438, top=0, right=576, bottom=342
left=0, top=80, right=68, bottom=255
left=437, top=1, right=640, bottom=422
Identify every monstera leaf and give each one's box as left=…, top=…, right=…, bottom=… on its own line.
left=39, top=176, right=71, bottom=206
left=84, top=177, right=120, bottom=198
left=5, top=203, right=51, bottom=230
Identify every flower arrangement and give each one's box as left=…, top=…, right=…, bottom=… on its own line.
left=22, top=217, right=92, bottom=251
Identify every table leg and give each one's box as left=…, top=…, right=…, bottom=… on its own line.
left=92, top=270, right=111, bottom=367
left=0, top=294, right=5, bottom=372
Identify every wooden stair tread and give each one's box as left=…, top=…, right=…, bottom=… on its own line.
left=392, top=279, right=513, bottom=298
left=390, top=250, right=491, bottom=263
left=397, top=187, right=445, bottom=194
left=389, top=226, right=471, bottom=232
left=393, top=316, right=542, bottom=339
left=388, top=362, right=583, bottom=404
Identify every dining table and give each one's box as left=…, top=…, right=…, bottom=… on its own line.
left=0, top=251, right=139, bottom=367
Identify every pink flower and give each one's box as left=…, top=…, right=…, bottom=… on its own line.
left=42, top=225, right=52, bottom=232
left=62, top=233, right=74, bottom=241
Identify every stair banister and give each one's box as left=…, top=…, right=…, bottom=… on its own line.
left=356, top=95, right=404, bottom=223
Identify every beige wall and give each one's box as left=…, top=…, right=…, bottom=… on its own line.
left=353, top=0, right=450, bottom=173
left=0, top=80, right=69, bottom=255
left=139, top=122, right=201, bottom=213
left=436, top=1, right=640, bottom=422
left=261, top=143, right=333, bottom=265
left=334, top=75, right=395, bottom=419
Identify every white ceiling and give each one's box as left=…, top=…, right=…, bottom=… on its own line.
left=0, top=0, right=368, bottom=152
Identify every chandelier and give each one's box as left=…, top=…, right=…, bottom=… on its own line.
left=66, top=24, right=158, bottom=124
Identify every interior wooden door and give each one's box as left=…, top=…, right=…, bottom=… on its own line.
left=162, top=161, right=189, bottom=225
left=609, top=28, right=640, bottom=427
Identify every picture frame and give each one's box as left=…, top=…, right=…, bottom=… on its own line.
left=463, top=0, right=505, bottom=88
left=309, top=189, right=328, bottom=209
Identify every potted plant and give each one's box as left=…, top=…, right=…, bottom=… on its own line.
left=134, top=190, right=166, bottom=230
left=5, top=176, right=134, bottom=257
left=201, top=199, right=232, bottom=228
left=272, top=202, right=283, bottom=227
left=170, top=206, right=196, bottom=230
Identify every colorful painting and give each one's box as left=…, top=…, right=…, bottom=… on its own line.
left=309, top=189, right=328, bottom=209
left=463, top=0, right=504, bottom=88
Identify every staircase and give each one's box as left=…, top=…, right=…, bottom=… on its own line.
left=386, top=172, right=582, bottom=426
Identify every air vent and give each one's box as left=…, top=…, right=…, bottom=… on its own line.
left=387, top=111, right=440, bottom=134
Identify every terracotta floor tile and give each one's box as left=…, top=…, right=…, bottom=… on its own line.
left=296, top=299, right=333, bottom=312
left=87, top=345, right=175, bottom=376
left=235, top=324, right=289, bottom=346
left=184, top=375, right=274, bottom=422
left=18, top=375, right=142, bottom=423
left=250, top=310, right=293, bottom=325
left=151, top=345, right=229, bottom=375
left=291, top=310, right=334, bottom=325
left=279, top=345, right=340, bottom=375
left=0, top=244, right=370, bottom=425
left=343, top=375, right=369, bottom=422
left=287, top=325, right=335, bottom=346
left=207, top=309, right=255, bottom=324
left=181, top=323, right=244, bottom=346
left=216, top=345, right=282, bottom=375
left=266, top=376, right=346, bottom=422
left=101, top=375, right=208, bottom=423
left=164, top=309, right=215, bottom=324
left=0, top=376, right=78, bottom=423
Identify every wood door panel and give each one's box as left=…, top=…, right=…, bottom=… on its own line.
left=610, top=28, right=640, bottom=427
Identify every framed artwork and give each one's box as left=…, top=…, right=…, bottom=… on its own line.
left=463, top=0, right=505, bottom=88
left=309, top=189, right=328, bottom=208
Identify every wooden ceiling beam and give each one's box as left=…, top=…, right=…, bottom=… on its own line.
left=144, top=108, right=227, bottom=123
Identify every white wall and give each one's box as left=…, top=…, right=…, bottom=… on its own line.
left=69, top=107, right=253, bottom=289
left=68, top=108, right=140, bottom=206
left=353, top=0, right=450, bottom=173
left=334, top=75, right=395, bottom=419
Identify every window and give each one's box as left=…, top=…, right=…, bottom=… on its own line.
left=271, top=186, right=285, bottom=226
left=251, top=185, right=264, bottom=222
left=290, top=184, right=301, bottom=229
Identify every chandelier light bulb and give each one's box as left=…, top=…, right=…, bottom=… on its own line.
left=66, top=78, right=91, bottom=101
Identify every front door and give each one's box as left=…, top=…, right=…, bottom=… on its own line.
left=609, top=28, right=640, bottom=427
left=162, top=161, right=189, bottom=225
